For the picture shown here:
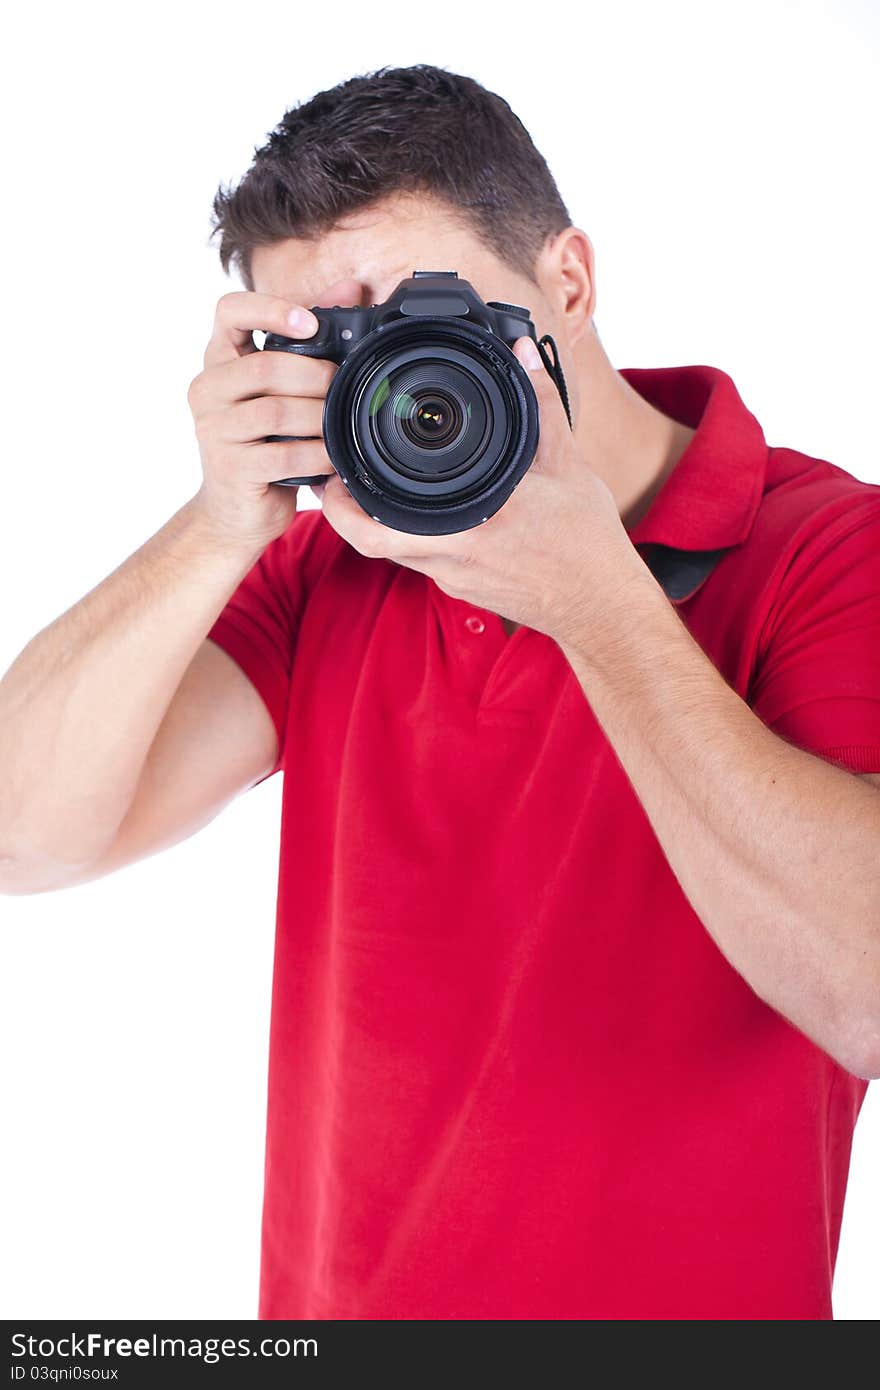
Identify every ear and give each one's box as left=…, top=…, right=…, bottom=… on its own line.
left=537, top=226, right=596, bottom=344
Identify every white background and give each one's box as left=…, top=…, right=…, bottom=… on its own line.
left=1, top=0, right=877, bottom=1319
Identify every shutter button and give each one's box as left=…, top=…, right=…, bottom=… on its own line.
left=465, top=615, right=485, bottom=634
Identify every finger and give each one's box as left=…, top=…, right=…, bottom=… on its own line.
left=246, top=438, right=335, bottom=486
left=193, top=348, right=336, bottom=410
left=319, top=475, right=464, bottom=563
left=214, top=395, right=324, bottom=444
left=512, top=335, right=569, bottom=473
left=205, top=291, right=319, bottom=369
left=318, top=476, right=388, bottom=556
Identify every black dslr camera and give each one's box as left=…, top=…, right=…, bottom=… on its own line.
left=262, top=271, right=569, bottom=536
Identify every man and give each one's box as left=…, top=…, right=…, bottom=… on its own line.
left=1, top=64, right=878, bottom=1321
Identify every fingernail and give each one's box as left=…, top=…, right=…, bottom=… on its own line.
left=518, top=337, right=543, bottom=372
left=287, top=307, right=317, bottom=334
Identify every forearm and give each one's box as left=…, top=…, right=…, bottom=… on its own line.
left=0, top=495, right=264, bottom=875
left=558, top=564, right=880, bottom=1076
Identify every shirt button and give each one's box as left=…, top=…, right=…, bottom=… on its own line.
left=465, top=614, right=486, bottom=634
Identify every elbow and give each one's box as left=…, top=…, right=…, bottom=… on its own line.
left=0, top=867, right=34, bottom=896
left=0, top=845, right=88, bottom=897
left=829, top=996, right=880, bottom=1081
left=0, top=856, right=53, bottom=896
left=841, top=1039, right=880, bottom=1083
left=0, top=865, right=79, bottom=896
left=0, top=848, right=29, bottom=895
left=837, top=1049, right=880, bottom=1084
left=0, top=823, right=42, bottom=894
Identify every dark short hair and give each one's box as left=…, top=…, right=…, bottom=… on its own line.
left=210, top=64, right=571, bottom=288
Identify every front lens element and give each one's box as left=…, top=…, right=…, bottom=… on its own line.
left=399, top=390, right=465, bottom=450
left=364, top=359, right=489, bottom=480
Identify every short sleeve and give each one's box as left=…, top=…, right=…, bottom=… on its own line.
left=748, top=495, right=880, bottom=773
left=206, top=510, right=335, bottom=782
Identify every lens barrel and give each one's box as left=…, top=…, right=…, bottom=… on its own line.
left=322, top=318, right=539, bottom=536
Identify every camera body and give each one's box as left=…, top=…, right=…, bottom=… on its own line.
left=263, top=271, right=545, bottom=536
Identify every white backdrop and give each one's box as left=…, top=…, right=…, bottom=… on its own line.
left=1, top=0, right=877, bottom=1319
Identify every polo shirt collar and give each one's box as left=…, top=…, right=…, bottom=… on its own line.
left=619, top=365, right=769, bottom=602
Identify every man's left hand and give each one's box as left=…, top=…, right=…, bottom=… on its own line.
left=316, top=336, right=642, bottom=646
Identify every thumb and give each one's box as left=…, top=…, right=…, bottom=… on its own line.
left=512, top=335, right=569, bottom=470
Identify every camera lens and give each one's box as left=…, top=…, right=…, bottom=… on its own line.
left=400, top=391, right=463, bottom=449
left=362, top=359, right=491, bottom=481
left=320, top=318, right=539, bottom=535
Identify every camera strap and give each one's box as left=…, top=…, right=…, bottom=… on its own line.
left=536, top=334, right=573, bottom=430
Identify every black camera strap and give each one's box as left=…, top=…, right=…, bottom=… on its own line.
left=536, top=334, right=573, bottom=431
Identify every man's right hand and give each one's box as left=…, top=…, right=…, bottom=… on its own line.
left=187, top=280, right=362, bottom=552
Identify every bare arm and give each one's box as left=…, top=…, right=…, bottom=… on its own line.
left=0, top=283, right=345, bottom=896
left=0, top=502, right=274, bottom=893
left=18, top=635, right=284, bottom=893
left=558, top=575, right=880, bottom=1081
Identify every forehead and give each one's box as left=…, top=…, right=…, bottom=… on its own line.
left=249, top=194, right=504, bottom=306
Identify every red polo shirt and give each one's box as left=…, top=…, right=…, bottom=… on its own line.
left=207, top=364, right=880, bottom=1320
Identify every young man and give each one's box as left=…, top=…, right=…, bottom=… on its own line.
left=1, top=65, right=878, bottom=1321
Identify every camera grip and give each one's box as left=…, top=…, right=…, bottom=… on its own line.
left=262, top=331, right=335, bottom=487
left=271, top=466, right=329, bottom=489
